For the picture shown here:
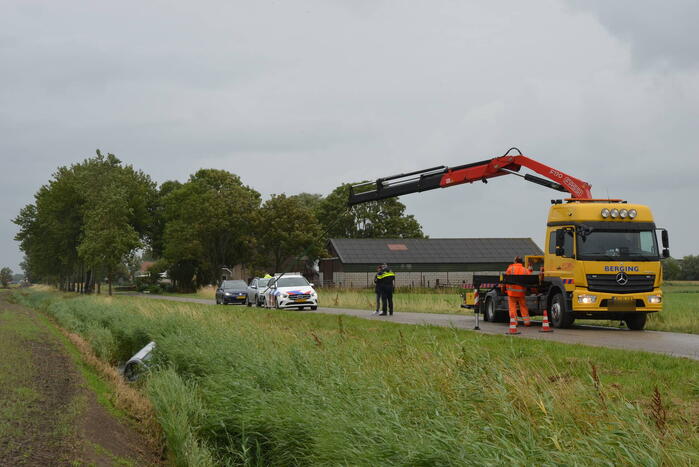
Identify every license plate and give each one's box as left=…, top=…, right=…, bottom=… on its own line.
left=609, top=297, right=635, bottom=310
left=295, top=298, right=306, bottom=303
left=237, top=295, right=245, bottom=299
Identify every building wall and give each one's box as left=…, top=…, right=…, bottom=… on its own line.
left=322, top=270, right=503, bottom=288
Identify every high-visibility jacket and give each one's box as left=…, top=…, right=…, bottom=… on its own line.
left=505, top=263, right=530, bottom=297
left=376, top=269, right=395, bottom=290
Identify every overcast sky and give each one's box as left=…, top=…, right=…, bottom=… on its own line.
left=2, top=0, right=698, bottom=272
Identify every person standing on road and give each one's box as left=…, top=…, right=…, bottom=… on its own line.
left=505, top=256, right=531, bottom=326
left=372, top=265, right=382, bottom=315
left=376, top=263, right=395, bottom=316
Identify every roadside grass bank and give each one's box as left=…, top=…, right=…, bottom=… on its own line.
left=12, top=289, right=699, bottom=465
left=0, top=291, right=157, bottom=465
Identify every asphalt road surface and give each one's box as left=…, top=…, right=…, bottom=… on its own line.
left=131, top=293, right=699, bottom=361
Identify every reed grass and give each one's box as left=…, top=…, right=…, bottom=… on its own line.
left=14, top=289, right=698, bottom=465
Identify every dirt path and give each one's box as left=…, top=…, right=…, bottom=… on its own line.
left=0, top=293, right=161, bottom=466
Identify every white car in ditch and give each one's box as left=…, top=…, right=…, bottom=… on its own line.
left=263, top=274, right=318, bottom=310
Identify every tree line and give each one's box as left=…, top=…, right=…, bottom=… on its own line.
left=662, top=256, right=699, bottom=281
left=14, top=151, right=424, bottom=293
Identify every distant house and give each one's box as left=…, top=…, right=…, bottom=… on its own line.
left=135, top=261, right=156, bottom=278
left=320, top=238, right=543, bottom=288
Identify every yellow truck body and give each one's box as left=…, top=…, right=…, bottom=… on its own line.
left=465, top=199, right=667, bottom=329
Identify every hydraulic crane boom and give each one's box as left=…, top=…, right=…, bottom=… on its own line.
left=348, top=148, right=592, bottom=206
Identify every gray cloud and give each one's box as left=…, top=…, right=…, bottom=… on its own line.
left=566, top=0, right=699, bottom=70
left=1, top=0, right=698, bottom=272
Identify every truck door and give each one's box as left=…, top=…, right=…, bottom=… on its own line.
left=546, top=227, right=576, bottom=283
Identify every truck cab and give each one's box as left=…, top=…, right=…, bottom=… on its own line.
left=543, top=199, right=667, bottom=329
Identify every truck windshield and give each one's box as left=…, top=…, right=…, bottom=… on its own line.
left=577, top=230, right=659, bottom=261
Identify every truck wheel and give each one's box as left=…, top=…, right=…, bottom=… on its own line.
left=625, top=313, right=647, bottom=330
left=311, top=306, right=318, bottom=310
left=484, top=298, right=497, bottom=322
left=550, top=292, right=574, bottom=328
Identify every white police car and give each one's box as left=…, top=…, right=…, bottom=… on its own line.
left=263, top=274, right=318, bottom=310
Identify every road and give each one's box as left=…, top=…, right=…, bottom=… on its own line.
left=131, top=293, right=699, bottom=361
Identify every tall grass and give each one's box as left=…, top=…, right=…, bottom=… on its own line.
left=14, top=289, right=699, bottom=465
left=318, top=287, right=466, bottom=314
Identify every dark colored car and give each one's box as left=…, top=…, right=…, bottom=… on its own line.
left=215, top=280, right=248, bottom=305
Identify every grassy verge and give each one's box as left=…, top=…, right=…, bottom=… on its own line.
left=0, top=293, right=49, bottom=460
left=12, top=288, right=699, bottom=465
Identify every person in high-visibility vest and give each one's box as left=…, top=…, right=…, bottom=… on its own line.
left=372, top=265, right=382, bottom=315
left=505, top=256, right=531, bottom=326
left=376, top=263, right=396, bottom=316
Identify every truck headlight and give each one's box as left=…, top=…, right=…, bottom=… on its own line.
left=577, top=294, right=598, bottom=304
left=647, top=295, right=662, bottom=304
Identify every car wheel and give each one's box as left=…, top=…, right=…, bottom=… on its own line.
left=311, top=306, right=317, bottom=310
left=215, top=297, right=220, bottom=305
left=550, top=291, right=574, bottom=328
left=625, top=313, right=647, bottom=330
left=246, top=297, right=252, bottom=307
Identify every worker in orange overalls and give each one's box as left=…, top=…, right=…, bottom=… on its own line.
left=506, top=256, right=531, bottom=326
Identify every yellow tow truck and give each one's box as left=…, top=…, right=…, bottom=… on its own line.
left=349, top=148, right=669, bottom=329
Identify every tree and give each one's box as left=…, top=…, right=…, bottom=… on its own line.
left=316, top=183, right=425, bottom=239
left=662, top=257, right=682, bottom=281
left=0, top=267, right=12, bottom=287
left=681, top=255, right=699, bottom=280
left=257, top=194, right=325, bottom=272
left=290, top=192, right=324, bottom=214
left=13, top=150, right=157, bottom=292
left=77, top=184, right=141, bottom=295
left=162, top=169, right=261, bottom=291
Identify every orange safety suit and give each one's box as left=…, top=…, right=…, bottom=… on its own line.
left=506, top=262, right=531, bottom=325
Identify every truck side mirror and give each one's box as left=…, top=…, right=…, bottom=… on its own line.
left=661, top=230, right=669, bottom=249
left=555, top=230, right=565, bottom=256
left=662, top=249, right=670, bottom=259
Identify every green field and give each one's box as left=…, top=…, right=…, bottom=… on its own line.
left=12, top=289, right=699, bottom=465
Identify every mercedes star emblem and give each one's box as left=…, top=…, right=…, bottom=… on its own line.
left=616, top=272, right=629, bottom=286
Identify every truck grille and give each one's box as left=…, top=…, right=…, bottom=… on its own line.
left=586, top=274, right=655, bottom=294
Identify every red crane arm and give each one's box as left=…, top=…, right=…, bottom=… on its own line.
left=347, top=148, right=592, bottom=206
left=440, top=154, right=592, bottom=199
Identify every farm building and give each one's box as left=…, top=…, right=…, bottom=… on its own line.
left=319, top=238, right=544, bottom=288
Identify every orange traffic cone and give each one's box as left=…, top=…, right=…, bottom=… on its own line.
left=539, top=309, right=553, bottom=333
left=506, top=316, right=521, bottom=335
